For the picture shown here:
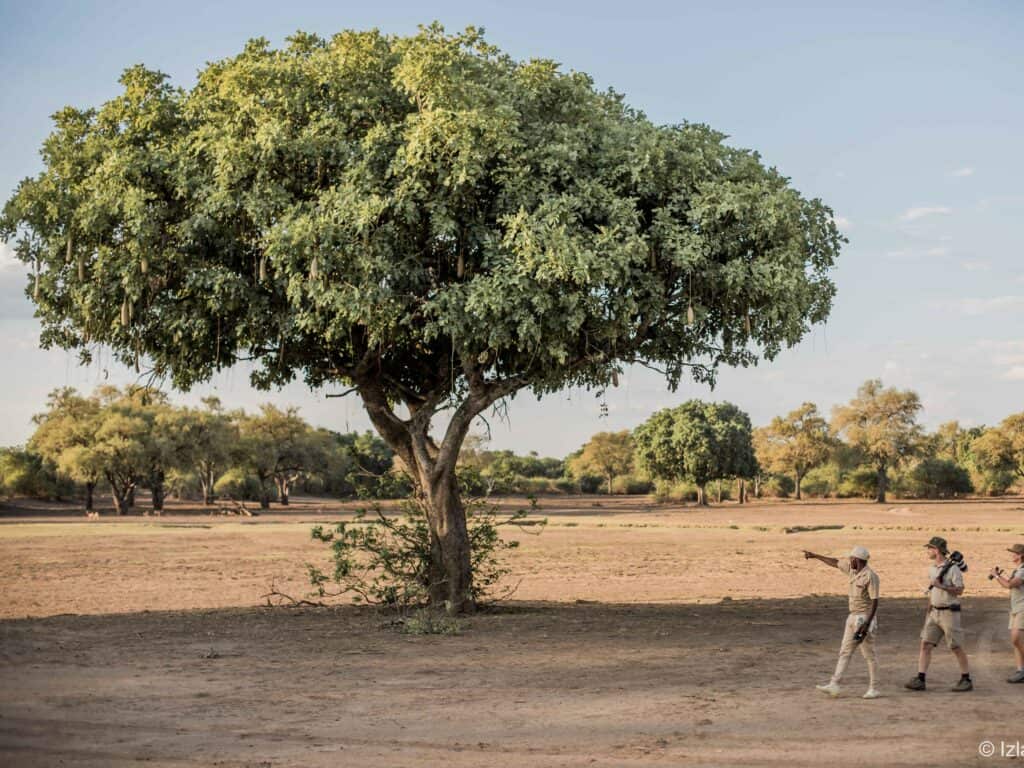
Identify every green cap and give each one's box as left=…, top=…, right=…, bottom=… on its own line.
left=925, top=536, right=949, bottom=554
left=1008, top=543, right=1024, bottom=556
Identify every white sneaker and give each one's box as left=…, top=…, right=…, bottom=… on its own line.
left=815, top=682, right=841, bottom=697
left=862, top=688, right=881, bottom=699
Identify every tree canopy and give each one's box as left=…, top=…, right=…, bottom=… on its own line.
left=634, top=400, right=757, bottom=505
left=568, top=430, right=634, bottom=495
left=831, top=379, right=922, bottom=503
left=753, top=402, right=832, bottom=500
left=1, top=24, right=842, bottom=611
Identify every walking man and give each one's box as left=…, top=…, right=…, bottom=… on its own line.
left=804, top=545, right=880, bottom=699
left=906, top=536, right=972, bottom=692
left=989, top=543, right=1024, bottom=683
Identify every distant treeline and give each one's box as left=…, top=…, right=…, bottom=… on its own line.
left=1, top=379, right=1021, bottom=511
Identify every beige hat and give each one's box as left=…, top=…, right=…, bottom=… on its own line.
left=848, top=545, right=871, bottom=561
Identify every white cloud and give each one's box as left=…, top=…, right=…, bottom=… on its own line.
left=0, top=241, right=25, bottom=273
left=957, top=296, right=1024, bottom=315
left=901, top=206, right=953, bottom=221
left=833, top=214, right=852, bottom=232
left=961, top=260, right=991, bottom=272
left=951, top=167, right=975, bottom=178
left=1002, top=366, right=1024, bottom=381
left=926, top=246, right=949, bottom=257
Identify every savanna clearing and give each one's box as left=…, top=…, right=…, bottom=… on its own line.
left=2, top=496, right=1023, bottom=767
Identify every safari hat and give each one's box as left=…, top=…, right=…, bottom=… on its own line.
left=924, top=536, right=948, bottom=554
left=1008, top=543, right=1024, bottom=556
left=848, top=545, right=870, bottom=561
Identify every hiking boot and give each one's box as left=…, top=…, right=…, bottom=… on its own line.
left=862, top=688, right=881, bottom=699
left=904, top=676, right=926, bottom=691
left=951, top=677, right=973, bottom=692
left=1007, top=669, right=1024, bottom=684
left=815, top=681, right=841, bottom=697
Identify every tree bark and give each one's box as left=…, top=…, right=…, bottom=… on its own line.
left=795, top=470, right=803, bottom=500
left=276, top=477, right=290, bottom=505
left=606, top=474, right=614, bottom=495
left=716, top=479, right=722, bottom=504
left=151, top=470, right=165, bottom=513
left=126, top=484, right=136, bottom=509
left=738, top=478, right=746, bottom=504
left=84, top=481, right=95, bottom=513
left=696, top=483, right=708, bottom=506
left=875, top=465, right=887, bottom=504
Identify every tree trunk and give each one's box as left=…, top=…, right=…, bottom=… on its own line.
left=200, top=469, right=215, bottom=505
left=795, top=470, right=803, bottom=500
left=111, top=486, right=129, bottom=515
left=421, top=466, right=473, bottom=613
left=151, top=470, right=165, bottom=513
left=875, top=466, right=887, bottom=504
left=697, top=483, right=708, bottom=506
left=276, top=477, right=290, bottom=505
left=754, top=475, right=761, bottom=498
left=259, top=484, right=271, bottom=509
left=716, top=479, right=722, bottom=504
left=84, top=481, right=95, bottom=513
left=738, top=478, right=746, bottom=504
left=126, top=484, right=136, bottom=509
left=606, top=474, right=614, bottom=495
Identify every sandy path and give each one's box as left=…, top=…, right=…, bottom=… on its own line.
left=1, top=497, right=1023, bottom=766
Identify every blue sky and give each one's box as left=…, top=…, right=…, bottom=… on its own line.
left=1, top=1, right=1022, bottom=455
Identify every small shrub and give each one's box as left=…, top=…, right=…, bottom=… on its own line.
left=400, top=608, right=463, bottom=636
left=308, top=495, right=546, bottom=609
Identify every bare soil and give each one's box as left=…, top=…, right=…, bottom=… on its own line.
left=2, top=495, right=1023, bottom=767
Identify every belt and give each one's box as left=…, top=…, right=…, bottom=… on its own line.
left=932, top=605, right=961, bottom=611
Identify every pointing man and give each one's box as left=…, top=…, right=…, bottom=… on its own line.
left=804, top=545, right=880, bottom=699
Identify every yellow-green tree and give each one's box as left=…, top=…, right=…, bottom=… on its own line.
left=568, top=431, right=634, bottom=495
left=29, top=388, right=104, bottom=511
left=831, top=380, right=922, bottom=503
left=753, top=402, right=833, bottom=500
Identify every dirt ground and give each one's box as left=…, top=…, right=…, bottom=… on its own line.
left=2, top=495, right=1023, bottom=767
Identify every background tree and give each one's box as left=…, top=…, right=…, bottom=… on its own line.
left=166, top=398, right=237, bottom=505
left=568, top=431, right=634, bottom=495
left=831, top=379, right=922, bottom=503
left=634, top=400, right=756, bottom=505
left=29, top=388, right=104, bottom=511
left=753, top=402, right=832, bottom=500
left=1, top=25, right=842, bottom=611
left=970, top=413, right=1024, bottom=494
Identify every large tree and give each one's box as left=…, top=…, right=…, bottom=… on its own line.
left=753, top=402, right=833, bottom=500
left=970, top=413, right=1024, bottom=493
left=634, top=400, right=757, bottom=505
left=831, top=379, right=922, bottom=504
left=1, top=25, right=842, bottom=611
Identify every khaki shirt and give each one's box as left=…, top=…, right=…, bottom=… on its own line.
left=1011, top=565, right=1024, bottom=615
left=928, top=562, right=963, bottom=608
left=838, top=559, right=880, bottom=614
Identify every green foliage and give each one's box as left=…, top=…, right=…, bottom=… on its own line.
left=610, top=474, right=655, bottom=495
left=634, top=400, right=757, bottom=502
left=308, top=496, right=545, bottom=609
left=831, top=380, right=922, bottom=498
left=0, top=448, right=70, bottom=499
left=899, top=458, right=973, bottom=499
left=753, top=402, right=833, bottom=497
left=568, top=431, right=634, bottom=494
left=398, top=608, right=463, bottom=636
left=213, top=467, right=264, bottom=501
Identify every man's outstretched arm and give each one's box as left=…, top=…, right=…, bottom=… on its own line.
left=803, top=550, right=839, bottom=568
